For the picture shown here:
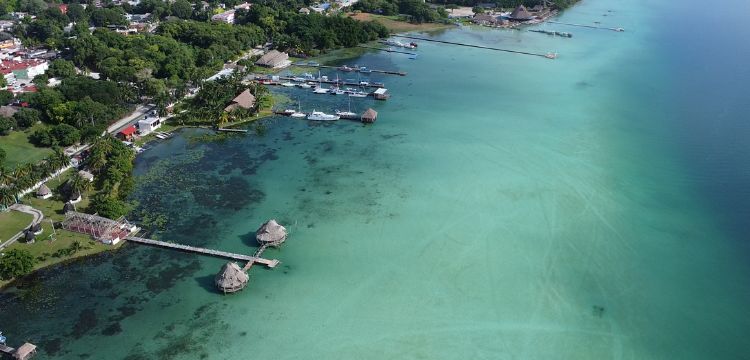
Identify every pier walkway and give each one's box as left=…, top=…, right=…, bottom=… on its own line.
left=125, top=236, right=280, bottom=268
left=547, top=21, right=624, bottom=32
left=294, top=63, right=407, bottom=76
left=392, top=35, right=556, bottom=59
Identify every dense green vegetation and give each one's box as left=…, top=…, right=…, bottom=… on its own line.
left=0, top=248, right=35, bottom=280
left=354, top=0, right=448, bottom=23
left=84, top=136, right=136, bottom=219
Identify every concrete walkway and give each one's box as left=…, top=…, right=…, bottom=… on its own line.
left=0, top=204, right=44, bottom=250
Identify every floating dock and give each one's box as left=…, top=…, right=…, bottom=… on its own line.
left=392, top=35, right=556, bottom=59
left=125, top=236, right=280, bottom=268
left=547, top=21, right=624, bottom=32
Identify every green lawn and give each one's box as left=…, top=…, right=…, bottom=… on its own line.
left=0, top=124, right=53, bottom=167
left=0, top=210, right=33, bottom=242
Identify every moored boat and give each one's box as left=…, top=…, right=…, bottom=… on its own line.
left=307, top=110, right=340, bottom=121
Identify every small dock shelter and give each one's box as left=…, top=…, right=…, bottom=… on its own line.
left=215, top=262, right=249, bottom=293
left=373, top=88, right=390, bottom=100
left=361, top=108, right=377, bottom=123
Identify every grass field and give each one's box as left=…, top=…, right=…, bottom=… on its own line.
left=348, top=13, right=453, bottom=33
left=0, top=124, right=53, bottom=167
left=0, top=210, right=33, bottom=242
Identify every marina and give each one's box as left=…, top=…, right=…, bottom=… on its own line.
left=357, top=45, right=418, bottom=56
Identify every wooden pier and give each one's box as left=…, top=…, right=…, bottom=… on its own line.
left=357, top=45, right=418, bottom=56
left=547, top=21, right=624, bottom=32
left=216, top=128, right=249, bottom=133
left=294, top=62, right=407, bottom=76
left=391, top=35, right=557, bottom=59
left=258, top=75, right=385, bottom=89
left=125, top=236, right=280, bottom=268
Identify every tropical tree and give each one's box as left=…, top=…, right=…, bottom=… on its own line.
left=46, top=147, right=70, bottom=174
left=0, top=186, right=16, bottom=207
left=67, top=171, right=92, bottom=196
left=0, top=249, right=35, bottom=280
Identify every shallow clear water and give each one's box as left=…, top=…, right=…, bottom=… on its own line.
left=2, top=0, right=750, bottom=358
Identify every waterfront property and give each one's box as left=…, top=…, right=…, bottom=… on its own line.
left=0, top=341, right=37, bottom=360
left=118, top=125, right=138, bottom=141
left=61, top=211, right=138, bottom=245
left=215, top=262, right=249, bottom=293
left=509, top=5, right=534, bottom=21
left=224, top=89, right=256, bottom=112
left=137, top=117, right=162, bottom=136
left=255, top=50, right=291, bottom=69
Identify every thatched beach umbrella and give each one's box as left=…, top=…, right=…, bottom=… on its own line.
left=509, top=5, right=533, bottom=21
left=215, top=262, right=249, bottom=293
left=255, top=219, right=287, bottom=247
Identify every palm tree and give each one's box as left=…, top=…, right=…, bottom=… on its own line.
left=68, top=172, right=92, bottom=196
left=47, top=147, right=70, bottom=174
left=0, top=166, right=13, bottom=187
left=0, top=186, right=17, bottom=207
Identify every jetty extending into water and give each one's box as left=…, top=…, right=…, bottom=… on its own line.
left=547, top=21, right=624, bottom=32
left=294, top=63, right=406, bottom=76
left=125, top=236, right=280, bottom=268
left=391, top=35, right=557, bottom=59
left=357, top=45, right=418, bottom=56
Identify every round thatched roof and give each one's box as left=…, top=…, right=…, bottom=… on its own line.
left=29, top=222, right=42, bottom=233
left=255, top=219, right=287, bottom=246
left=215, top=262, right=249, bottom=293
left=63, top=202, right=75, bottom=213
left=37, top=184, right=51, bottom=196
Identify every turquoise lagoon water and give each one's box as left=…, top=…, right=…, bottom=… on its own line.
left=2, top=0, right=750, bottom=358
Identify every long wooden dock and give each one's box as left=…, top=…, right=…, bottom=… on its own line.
left=547, top=21, right=624, bottom=32
left=391, top=35, right=556, bottom=59
left=258, top=75, right=385, bottom=89
left=125, top=236, right=280, bottom=268
left=294, top=63, right=407, bottom=76
left=357, top=45, right=418, bottom=56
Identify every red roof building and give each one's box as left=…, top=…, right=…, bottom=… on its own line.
left=57, top=4, right=68, bottom=13
left=118, top=125, right=137, bottom=141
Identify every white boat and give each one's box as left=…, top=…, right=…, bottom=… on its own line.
left=330, top=87, right=345, bottom=95
left=313, top=87, right=329, bottom=94
left=297, top=83, right=312, bottom=88
left=307, top=110, right=339, bottom=121
left=349, top=90, right=368, bottom=97
left=335, top=110, right=357, bottom=118
left=280, top=82, right=295, bottom=87
left=290, top=101, right=306, bottom=118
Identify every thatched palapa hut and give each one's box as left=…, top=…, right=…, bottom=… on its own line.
left=215, top=262, right=249, bottom=293
left=256, top=219, right=287, bottom=247
left=36, top=184, right=51, bottom=199
left=63, top=201, right=75, bottom=213
left=13, top=343, right=37, bottom=360
left=509, top=5, right=533, bottom=21
left=361, top=108, right=377, bottom=123
left=224, top=89, right=255, bottom=112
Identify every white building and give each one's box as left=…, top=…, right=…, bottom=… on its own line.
left=138, top=116, right=162, bottom=135
left=211, top=10, right=235, bottom=24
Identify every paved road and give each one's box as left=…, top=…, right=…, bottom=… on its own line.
left=0, top=204, right=44, bottom=250
left=107, top=104, right=154, bottom=134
